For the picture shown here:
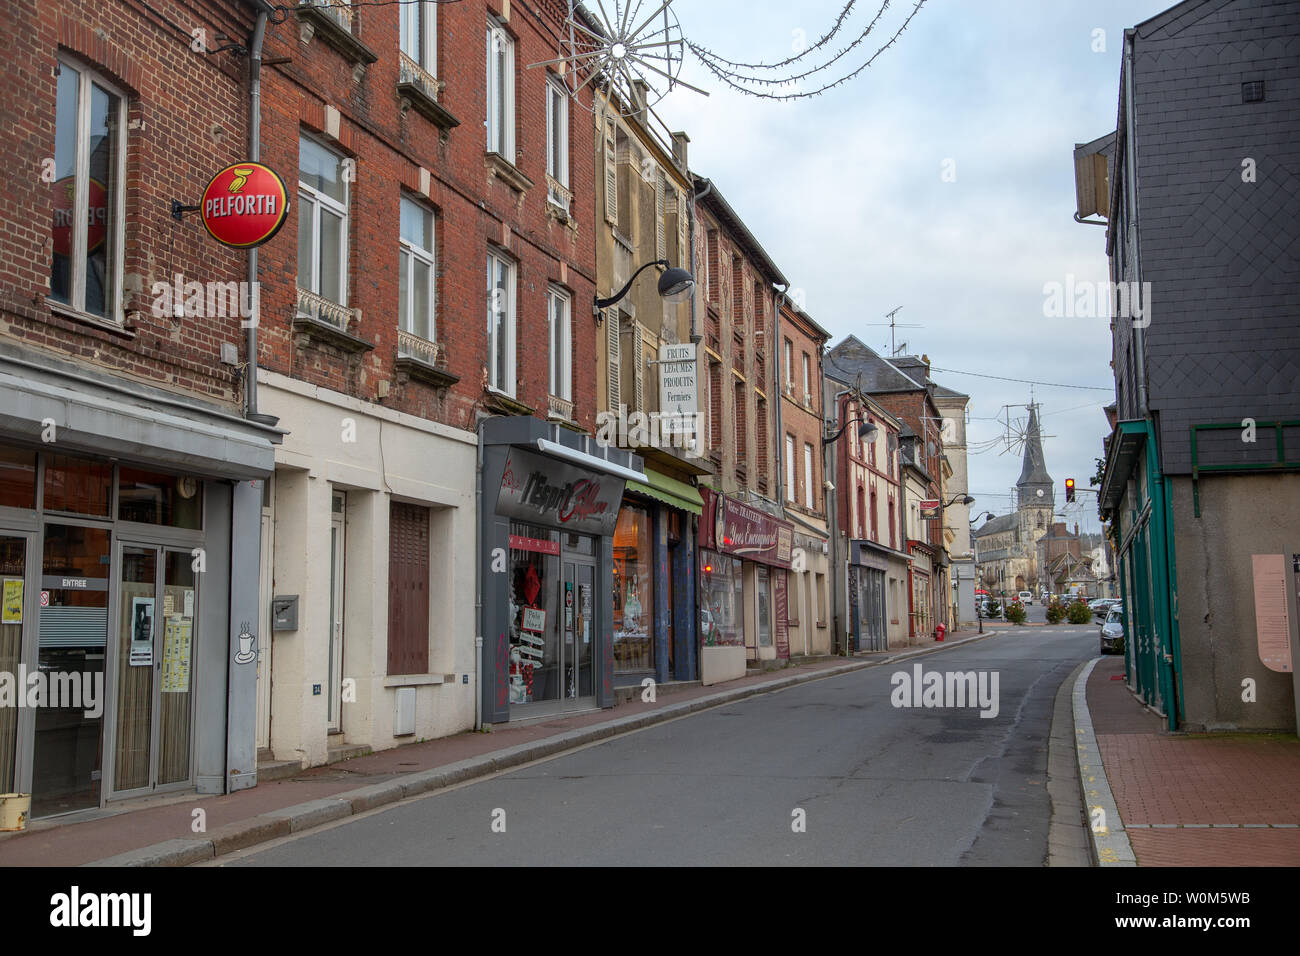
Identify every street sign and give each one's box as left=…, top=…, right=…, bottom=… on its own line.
left=919, top=499, right=941, bottom=519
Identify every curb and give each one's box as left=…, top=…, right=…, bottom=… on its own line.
left=88, top=630, right=999, bottom=866
left=1073, top=657, right=1137, bottom=866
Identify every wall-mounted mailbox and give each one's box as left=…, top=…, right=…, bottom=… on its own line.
left=272, top=595, right=299, bottom=631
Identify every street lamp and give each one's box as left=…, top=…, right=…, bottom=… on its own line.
left=594, top=258, right=694, bottom=318
left=822, top=416, right=877, bottom=446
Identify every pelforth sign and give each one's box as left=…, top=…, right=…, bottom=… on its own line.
left=199, top=162, right=290, bottom=249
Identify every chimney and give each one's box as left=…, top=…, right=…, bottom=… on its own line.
left=921, top=354, right=930, bottom=366
left=1074, top=523, right=1080, bottom=536
left=671, top=131, right=690, bottom=172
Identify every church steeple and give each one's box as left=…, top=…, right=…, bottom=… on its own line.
left=1016, top=404, right=1054, bottom=509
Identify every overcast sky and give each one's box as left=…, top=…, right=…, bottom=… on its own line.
left=646, top=0, right=1174, bottom=537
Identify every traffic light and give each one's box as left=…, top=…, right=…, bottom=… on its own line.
left=1065, top=478, right=1076, bottom=503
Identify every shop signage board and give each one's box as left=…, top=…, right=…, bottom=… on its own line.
left=657, top=342, right=698, bottom=436
left=700, top=488, right=794, bottom=569
left=199, top=161, right=290, bottom=249
left=498, top=446, right=624, bottom=536
left=774, top=572, right=790, bottom=659
left=919, top=499, right=941, bottom=520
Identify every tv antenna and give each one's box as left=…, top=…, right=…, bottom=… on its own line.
left=861, top=306, right=922, bottom=356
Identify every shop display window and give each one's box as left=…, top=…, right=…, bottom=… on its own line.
left=699, top=550, right=744, bottom=646
left=0, top=446, right=36, bottom=510
left=612, top=503, right=653, bottom=671
left=118, top=467, right=202, bottom=529
left=507, top=524, right=560, bottom=704
left=42, top=454, right=111, bottom=516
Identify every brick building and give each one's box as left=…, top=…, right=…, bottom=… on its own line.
left=0, top=0, right=278, bottom=815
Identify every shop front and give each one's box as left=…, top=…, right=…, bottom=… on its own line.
left=0, top=347, right=276, bottom=817
left=908, top=543, right=936, bottom=641
left=698, top=489, right=794, bottom=679
left=479, top=418, right=644, bottom=722
left=847, top=538, right=908, bottom=653
left=613, top=467, right=703, bottom=686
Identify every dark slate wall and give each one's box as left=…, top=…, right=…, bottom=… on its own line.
left=1130, top=0, right=1300, bottom=474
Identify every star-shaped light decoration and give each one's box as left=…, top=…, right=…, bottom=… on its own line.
left=528, top=0, right=707, bottom=115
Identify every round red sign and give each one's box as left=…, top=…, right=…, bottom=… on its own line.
left=199, top=161, right=289, bottom=249
left=52, top=177, right=108, bottom=258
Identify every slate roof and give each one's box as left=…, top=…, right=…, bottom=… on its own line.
left=1017, top=405, right=1053, bottom=488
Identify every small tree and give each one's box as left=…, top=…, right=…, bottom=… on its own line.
left=1067, top=599, right=1092, bottom=624
left=985, top=599, right=1002, bottom=618
left=1045, top=602, right=1064, bottom=624
left=1006, top=601, right=1027, bottom=624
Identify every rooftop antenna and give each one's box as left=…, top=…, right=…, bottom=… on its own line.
left=862, top=305, right=921, bottom=356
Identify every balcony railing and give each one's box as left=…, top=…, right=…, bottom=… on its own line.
left=547, top=394, right=574, bottom=421
left=398, top=328, right=442, bottom=366
left=399, top=51, right=437, bottom=100
left=297, top=286, right=355, bottom=329
left=303, top=0, right=351, bottom=30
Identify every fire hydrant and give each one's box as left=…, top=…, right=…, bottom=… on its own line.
left=935, top=623, right=946, bottom=642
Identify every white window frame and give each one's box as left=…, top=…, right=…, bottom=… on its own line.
left=804, top=442, right=815, bottom=510
left=785, top=434, right=796, bottom=503
left=398, top=195, right=435, bottom=344
left=486, top=18, right=515, bottom=158
left=545, top=74, right=569, bottom=191
left=548, top=285, right=572, bottom=401
left=802, top=352, right=811, bottom=402
left=52, top=56, right=127, bottom=322
left=486, top=249, right=517, bottom=396
left=298, top=134, right=350, bottom=317
left=400, top=0, right=437, bottom=74
left=784, top=339, right=793, bottom=387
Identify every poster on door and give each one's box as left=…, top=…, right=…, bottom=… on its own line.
left=2, top=579, right=22, bottom=624
left=129, top=597, right=154, bottom=666
left=161, top=617, right=192, bottom=693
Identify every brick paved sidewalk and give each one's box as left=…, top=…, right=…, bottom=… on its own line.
left=0, top=629, right=987, bottom=866
left=1088, top=654, right=1300, bottom=866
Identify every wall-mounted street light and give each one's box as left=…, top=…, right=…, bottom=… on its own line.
left=594, top=259, right=694, bottom=321
left=822, top=416, right=877, bottom=446
left=943, top=494, right=975, bottom=508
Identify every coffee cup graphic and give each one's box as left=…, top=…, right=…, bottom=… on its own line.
left=234, top=622, right=257, bottom=664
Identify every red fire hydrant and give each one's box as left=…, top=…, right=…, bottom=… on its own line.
left=935, top=623, right=946, bottom=642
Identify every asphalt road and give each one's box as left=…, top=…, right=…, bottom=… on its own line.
left=226, top=626, right=1100, bottom=866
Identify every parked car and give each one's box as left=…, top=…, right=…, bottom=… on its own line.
left=1099, top=606, right=1125, bottom=654
left=1090, top=597, right=1118, bottom=615
left=1018, top=590, right=1034, bottom=606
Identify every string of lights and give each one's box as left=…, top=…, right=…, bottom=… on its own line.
left=686, top=0, right=863, bottom=71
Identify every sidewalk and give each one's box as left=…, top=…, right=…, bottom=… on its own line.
left=0, top=628, right=987, bottom=866
left=1080, top=654, right=1300, bottom=866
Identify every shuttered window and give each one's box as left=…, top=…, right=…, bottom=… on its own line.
left=603, top=118, right=618, bottom=225
left=606, top=307, right=621, bottom=408
left=655, top=173, right=666, bottom=260
left=388, top=502, right=430, bottom=676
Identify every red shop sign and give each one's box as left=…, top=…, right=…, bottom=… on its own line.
left=199, top=161, right=290, bottom=249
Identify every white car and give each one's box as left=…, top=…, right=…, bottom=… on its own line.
left=1018, top=590, right=1033, bottom=606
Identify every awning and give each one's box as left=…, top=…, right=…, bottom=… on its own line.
left=625, top=467, right=703, bottom=515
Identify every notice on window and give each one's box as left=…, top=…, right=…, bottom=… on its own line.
left=521, top=607, right=546, bottom=634
left=162, top=618, right=192, bottom=693
left=1252, top=554, right=1292, bottom=673
left=2, top=579, right=22, bottom=624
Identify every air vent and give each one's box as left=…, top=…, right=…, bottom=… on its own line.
left=1242, top=80, right=1265, bottom=103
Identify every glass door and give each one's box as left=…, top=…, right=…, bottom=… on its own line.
left=33, top=523, right=110, bottom=817
left=328, top=493, right=345, bottom=732
left=560, top=559, right=596, bottom=702
left=0, top=533, right=32, bottom=795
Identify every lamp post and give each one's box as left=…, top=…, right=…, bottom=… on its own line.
left=594, top=258, right=694, bottom=317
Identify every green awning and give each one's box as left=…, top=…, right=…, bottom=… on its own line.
left=625, top=467, right=703, bottom=515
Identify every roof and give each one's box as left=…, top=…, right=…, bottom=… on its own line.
left=973, top=513, right=1018, bottom=537
left=1017, top=405, right=1054, bottom=488
left=825, top=337, right=927, bottom=393
left=692, top=175, right=788, bottom=286
left=930, top=382, right=969, bottom=401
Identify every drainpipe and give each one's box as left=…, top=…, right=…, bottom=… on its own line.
left=475, top=427, right=484, bottom=730
left=1123, top=30, right=1148, bottom=419
left=245, top=8, right=268, bottom=420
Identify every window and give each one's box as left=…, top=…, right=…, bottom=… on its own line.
left=803, top=442, right=814, bottom=510
left=802, top=353, right=811, bottom=402
left=486, top=18, right=515, bottom=157
left=784, top=339, right=793, bottom=388
left=869, top=422, right=876, bottom=467
left=486, top=250, right=516, bottom=395
left=546, top=76, right=569, bottom=202
left=51, top=57, right=126, bottom=320
left=398, top=196, right=435, bottom=346
left=785, top=434, right=796, bottom=502
left=870, top=486, right=878, bottom=541
left=388, top=502, right=430, bottom=676
left=889, top=498, right=896, bottom=549
left=548, top=286, right=571, bottom=401
left=400, top=0, right=436, bottom=74
left=613, top=503, right=654, bottom=672
left=297, top=135, right=349, bottom=324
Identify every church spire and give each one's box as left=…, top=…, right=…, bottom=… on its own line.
left=1017, top=403, right=1054, bottom=507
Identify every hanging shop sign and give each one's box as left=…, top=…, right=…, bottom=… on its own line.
left=498, top=446, right=624, bottom=535
left=918, top=499, right=941, bottom=520
left=699, top=488, right=793, bottom=568
left=199, top=162, right=290, bottom=249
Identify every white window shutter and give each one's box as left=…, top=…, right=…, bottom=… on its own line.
left=604, top=120, right=618, bottom=225
left=606, top=308, right=621, bottom=408
left=655, top=174, right=666, bottom=260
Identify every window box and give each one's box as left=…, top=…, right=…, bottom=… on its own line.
left=294, top=288, right=372, bottom=354
left=295, top=1, right=378, bottom=65
left=395, top=330, right=458, bottom=388
left=397, top=52, right=459, bottom=129
left=485, top=151, right=533, bottom=194
left=546, top=394, right=574, bottom=422
left=545, top=177, right=572, bottom=222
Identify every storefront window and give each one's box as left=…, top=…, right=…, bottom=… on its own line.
left=43, top=454, right=111, bottom=516
left=0, top=446, right=36, bottom=510
left=757, top=565, right=771, bottom=647
left=507, top=524, right=560, bottom=704
left=700, top=550, right=743, bottom=646
left=612, top=503, right=653, bottom=671
left=118, top=468, right=202, bottom=529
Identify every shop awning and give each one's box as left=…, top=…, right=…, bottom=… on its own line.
left=625, top=468, right=703, bottom=515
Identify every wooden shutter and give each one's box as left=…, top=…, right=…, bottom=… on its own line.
left=606, top=307, right=621, bottom=408
left=603, top=119, right=618, bottom=225
left=632, top=322, right=644, bottom=412
left=655, top=173, right=666, bottom=260
left=387, top=502, right=430, bottom=676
